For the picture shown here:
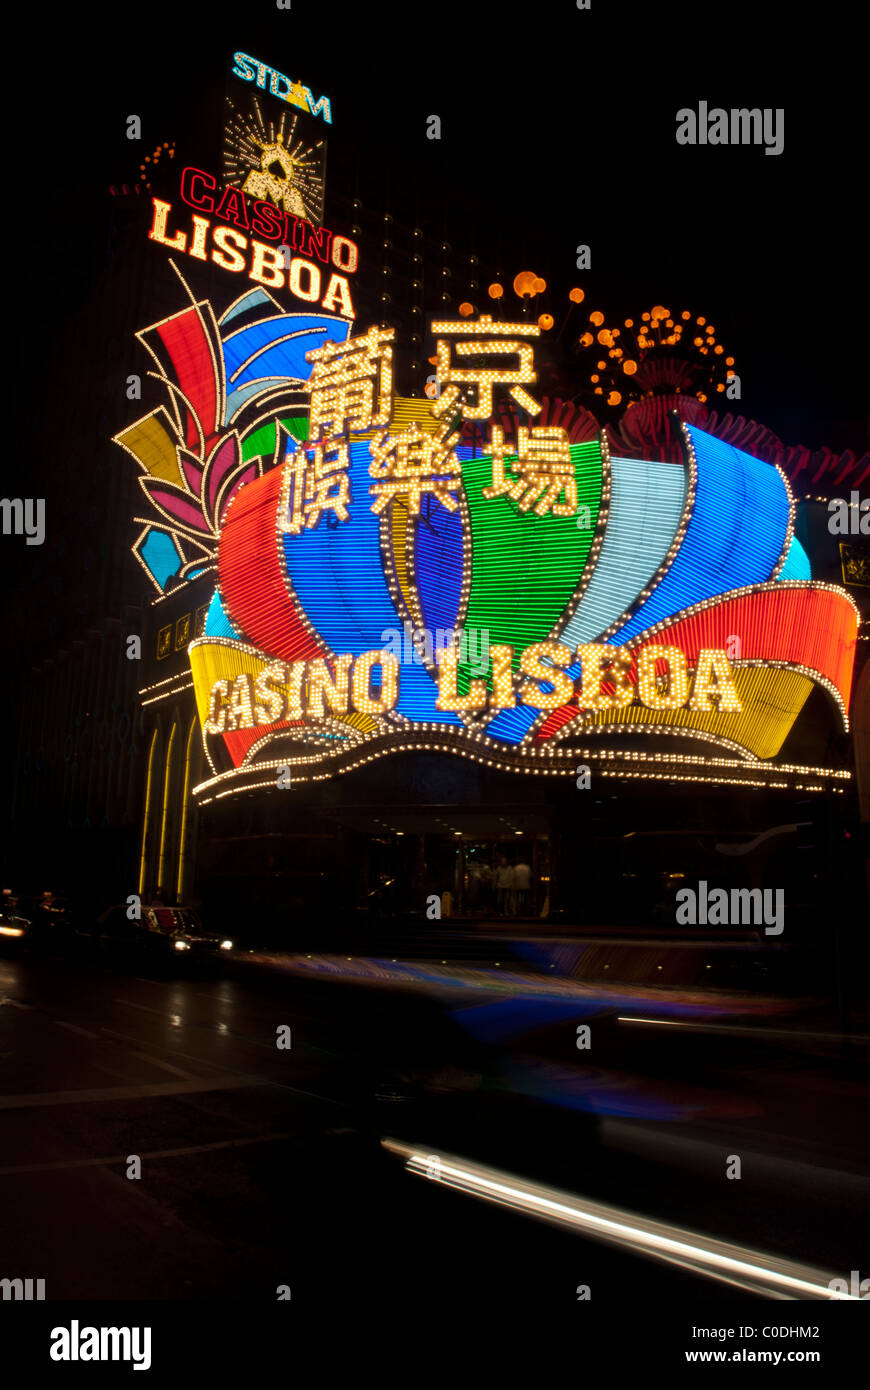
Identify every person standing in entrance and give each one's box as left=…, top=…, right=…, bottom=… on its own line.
left=496, top=857, right=514, bottom=916
left=512, top=857, right=532, bottom=915
left=479, top=861, right=495, bottom=915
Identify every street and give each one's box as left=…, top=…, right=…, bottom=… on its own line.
left=2, top=943, right=866, bottom=1306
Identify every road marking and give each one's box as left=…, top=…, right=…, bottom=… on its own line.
left=96, top=1028, right=333, bottom=1099
left=94, top=1064, right=138, bottom=1081
left=55, top=1021, right=100, bottom=1039
left=0, top=1075, right=264, bottom=1109
left=128, top=1051, right=194, bottom=1079
left=99, top=1027, right=222, bottom=1071
left=113, top=998, right=162, bottom=1014
left=0, top=1132, right=293, bottom=1175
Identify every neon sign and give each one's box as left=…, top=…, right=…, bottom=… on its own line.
left=147, top=199, right=355, bottom=317
left=179, top=168, right=357, bottom=268
left=115, top=288, right=859, bottom=783
left=231, top=52, right=332, bottom=124
left=203, top=643, right=743, bottom=733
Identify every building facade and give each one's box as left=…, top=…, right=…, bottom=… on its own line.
left=6, top=48, right=868, bottom=959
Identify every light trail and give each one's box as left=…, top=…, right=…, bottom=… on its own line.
left=382, top=1139, right=858, bottom=1299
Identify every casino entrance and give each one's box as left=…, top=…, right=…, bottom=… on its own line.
left=191, top=748, right=860, bottom=979
left=192, top=752, right=561, bottom=943
left=195, top=802, right=553, bottom=941
left=336, top=807, right=552, bottom=923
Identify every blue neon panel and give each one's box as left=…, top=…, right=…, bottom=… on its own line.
left=559, top=457, right=686, bottom=646
left=204, top=587, right=241, bottom=639
left=413, top=461, right=466, bottom=636
left=221, top=315, right=350, bottom=400
left=485, top=430, right=790, bottom=743
left=484, top=704, right=541, bottom=742
left=608, top=425, right=790, bottom=643
left=777, top=534, right=811, bottom=581
left=281, top=439, right=462, bottom=724
left=141, top=529, right=183, bottom=589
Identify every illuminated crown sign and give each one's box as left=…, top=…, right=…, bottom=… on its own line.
left=115, top=286, right=859, bottom=795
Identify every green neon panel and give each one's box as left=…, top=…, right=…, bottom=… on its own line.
left=241, top=415, right=309, bottom=465
left=457, top=439, right=603, bottom=692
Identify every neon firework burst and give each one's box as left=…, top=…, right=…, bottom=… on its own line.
left=576, top=304, right=737, bottom=408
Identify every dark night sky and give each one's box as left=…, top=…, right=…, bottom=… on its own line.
left=5, top=0, right=868, bottom=677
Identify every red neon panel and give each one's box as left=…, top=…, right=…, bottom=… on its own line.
left=157, top=308, right=221, bottom=449
left=223, top=718, right=304, bottom=768
left=536, top=586, right=857, bottom=741
left=218, top=466, right=326, bottom=664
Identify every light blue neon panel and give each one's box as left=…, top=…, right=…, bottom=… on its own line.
left=226, top=377, right=301, bottom=425
left=141, top=529, right=183, bottom=589
left=559, top=456, right=686, bottom=646
left=777, top=534, right=811, bottom=581
left=217, top=288, right=274, bottom=326
left=204, top=587, right=241, bottom=639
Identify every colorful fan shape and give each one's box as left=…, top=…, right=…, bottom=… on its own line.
left=114, top=281, right=857, bottom=775
left=196, top=415, right=857, bottom=771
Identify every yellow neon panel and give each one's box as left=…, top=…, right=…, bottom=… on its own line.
left=357, top=395, right=445, bottom=439
left=138, top=728, right=159, bottom=896
left=176, top=718, right=197, bottom=901
left=189, top=641, right=379, bottom=737
left=114, top=409, right=180, bottom=483
left=157, top=724, right=177, bottom=892
left=578, top=666, right=813, bottom=759
left=339, top=710, right=380, bottom=734
left=390, top=497, right=420, bottom=626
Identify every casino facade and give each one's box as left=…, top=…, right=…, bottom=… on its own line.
left=70, top=51, right=870, bottom=937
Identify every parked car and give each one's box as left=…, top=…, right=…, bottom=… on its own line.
left=0, top=893, right=31, bottom=949
left=95, top=904, right=234, bottom=967
left=19, top=894, right=86, bottom=955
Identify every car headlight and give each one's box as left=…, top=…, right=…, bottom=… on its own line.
left=173, top=939, right=191, bottom=951
left=220, top=939, right=233, bottom=951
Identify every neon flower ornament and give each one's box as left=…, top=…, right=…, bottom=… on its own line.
left=114, top=267, right=351, bottom=590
